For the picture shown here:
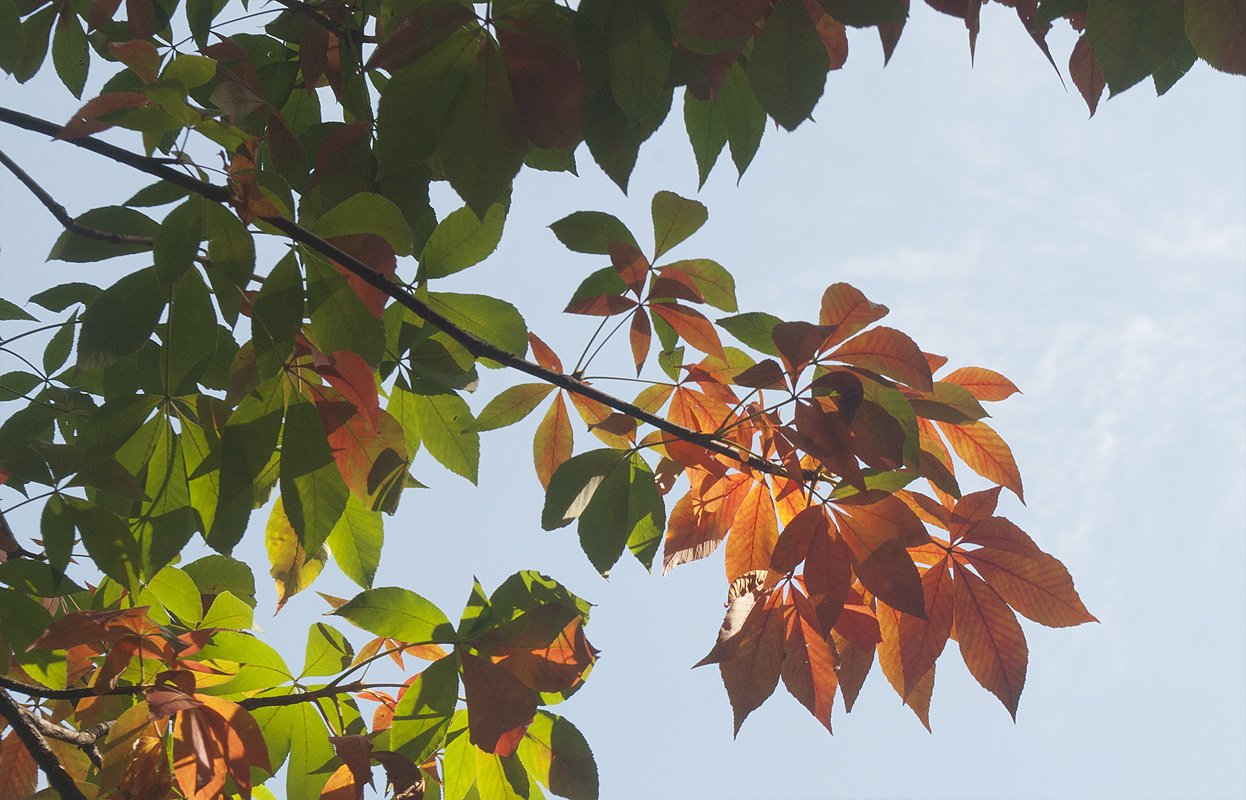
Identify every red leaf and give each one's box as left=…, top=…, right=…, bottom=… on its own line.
left=789, top=402, right=864, bottom=492
left=109, top=40, right=160, bottom=83
left=460, top=650, right=537, bottom=755
left=650, top=266, right=705, bottom=304
left=680, top=0, right=772, bottom=40
left=771, top=321, right=836, bottom=379
left=0, top=730, right=37, bottom=800
left=768, top=503, right=827, bottom=576
left=527, top=332, right=563, bottom=372
left=878, top=556, right=954, bottom=701
left=942, top=366, right=1020, bottom=402
left=819, top=283, right=888, bottom=347
left=326, top=233, right=398, bottom=317
left=1069, top=34, right=1105, bottom=117
left=314, top=350, right=381, bottom=431
left=719, top=589, right=786, bottom=736
left=852, top=539, right=927, bottom=620
left=830, top=326, right=934, bottom=392
left=800, top=512, right=853, bottom=633
left=317, top=399, right=409, bottom=510
left=961, top=546, right=1098, bottom=628
left=781, top=586, right=838, bottom=733
left=125, top=0, right=153, bottom=38
left=832, top=494, right=930, bottom=561
left=830, top=631, right=875, bottom=712
left=948, top=486, right=1002, bottom=540
left=497, top=19, right=585, bottom=150
left=609, top=239, right=649, bottom=295
left=629, top=308, right=651, bottom=375
left=650, top=303, right=726, bottom=360
left=724, top=480, right=779, bottom=583
left=55, top=92, right=150, bottom=140
left=952, top=559, right=1028, bottom=719
left=832, top=586, right=882, bottom=651
left=732, top=358, right=787, bottom=390
left=534, top=393, right=573, bottom=489
left=936, top=420, right=1024, bottom=502
left=564, top=293, right=637, bottom=316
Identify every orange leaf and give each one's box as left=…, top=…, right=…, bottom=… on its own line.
left=771, top=321, right=835, bottom=379
left=880, top=556, right=954, bottom=701
left=955, top=514, right=1039, bottom=554
left=109, top=40, right=160, bottom=82
left=936, top=420, right=1024, bottom=502
left=0, top=731, right=37, bottom=800
left=317, top=399, right=409, bottom=510
left=533, top=393, right=573, bottom=489
left=819, top=283, right=888, bottom=347
left=770, top=473, right=808, bottom=525
left=952, top=559, right=1028, bottom=720
left=629, top=307, right=651, bottom=375
left=490, top=616, right=596, bottom=693
left=315, top=350, right=381, bottom=431
left=830, top=631, right=875, bottom=713
left=799, top=511, right=853, bottom=633
left=460, top=650, right=537, bottom=755
left=320, top=764, right=364, bottom=800
left=55, top=92, right=150, bottom=140
left=609, top=239, right=649, bottom=295
left=719, top=589, right=786, bottom=736
left=781, top=586, right=838, bottom=733
left=328, top=734, right=374, bottom=796
left=961, top=546, right=1097, bottom=628
left=832, top=494, right=931, bottom=561
left=650, top=302, right=725, bottom=360
left=942, top=366, right=1020, bottom=402
left=831, top=585, right=882, bottom=651
left=564, top=293, right=637, bottom=316
left=667, top=385, right=732, bottom=433
left=830, top=326, right=934, bottom=392
left=724, top=480, right=779, bottom=583
left=662, top=473, right=752, bottom=574
left=527, top=332, right=563, bottom=372
left=172, top=695, right=271, bottom=800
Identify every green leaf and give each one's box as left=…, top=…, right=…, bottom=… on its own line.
left=426, top=291, right=528, bottom=358
left=719, top=62, right=766, bottom=178
left=475, top=750, right=531, bottom=800
left=565, top=267, right=629, bottom=310
left=184, top=554, right=257, bottom=607
left=333, top=586, right=457, bottom=643
left=126, top=180, right=190, bottom=208
left=203, top=201, right=256, bottom=324
left=137, top=509, right=197, bottom=582
left=64, top=497, right=141, bottom=595
left=817, top=0, right=907, bottom=27
left=1086, top=0, right=1187, bottom=95
left=148, top=565, right=204, bottom=624
left=438, top=37, right=527, bottom=217
left=549, top=210, right=639, bottom=254
left=1185, top=0, right=1246, bottom=76
left=575, top=452, right=665, bottom=577
left=651, top=191, right=708, bottom=258
left=411, top=390, right=480, bottom=483
left=252, top=252, right=303, bottom=362
left=606, top=0, right=671, bottom=127
left=281, top=394, right=349, bottom=555
left=327, top=493, right=383, bottom=590
left=667, top=259, right=737, bottom=312
left=541, top=448, right=628, bottom=531
left=14, top=5, right=55, bottom=84
left=0, top=371, right=41, bottom=402
left=466, top=383, right=556, bottom=433
left=442, top=711, right=476, bottom=800
left=748, top=0, right=830, bottom=131
left=162, top=269, right=218, bottom=394
left=391, top=655, right=460, bottom=762
left=194, top=630, right=293, bottom=695
left=161, top=54, right=217, bottom=88
left=305, top=255, right=386, bottom=368
left=153, top=196, right=205, bottom=287
left=77, top=266, right=167, bottom=370
left=1153, top=35, right=1198, bottom=95
left=422, top=203, right=507, bottom=279
left=310, top=192, right=415, bottom=257
left=301, top=622, right=354, bottom=677
left=517, top=711, right=599, bottom=800
left=28, top=282, right=100, bottom=312
left=42, top=314, right=75, bottom=374
left=717, top=311, right=783, bottom=356
left=625, top=454, right=665, bottom=570
left=40, top=494, right=74, bottom=575
left=51, top=7, right=88, bottom=98
left=0, top=297, right=37, bottom=321
left=209, top=376, right=284, bottom=554
left=683, top=90, right=727, bottom=189
left=0, top=0, right=21, bottom=74
left=0, top=587, right=54, bottom=653
left=386, top=383, right=424, bottom=460
left=0, top=559, right=85, bottom=597
left=47, top=206, right=158, bottom=262
left=201, top=590, right=254, bottom=629
left=1035, top=0, right=1086, bottom=29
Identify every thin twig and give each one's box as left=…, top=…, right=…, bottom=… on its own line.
left=237, top=681, right=365, bottom=710
left=0, top=673, right=146, bottom=700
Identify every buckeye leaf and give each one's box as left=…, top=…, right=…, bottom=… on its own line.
left=541, top=448, right=628, bottom=530
left=391, top=655, right=460, bottom=763
left=47, top=206, right=158, bottom=262
left=421, top=203, right=507, bottom=279
left=281, top=394, right=349, bottom=555
left=651, top=191, right=707, bottom=258
left=549, top=210, right=639, bottom=254
left=302, top=622, right=354, bottom=678
left=467, top=383, right=556, bottom=433
left=517, top=711, right=599, bottom=800
left=77, top=266, right=166, bottom=370
left=333, top=586, right=456, bottom=643
left=747, top=0, right=829, bottom=131
left=326, top=494, right=383, bottom=590
left=426, top=291, right=528, bottom=358
left=411, top=390, right=480, bottom=483
left=310, top=192, right=415, bottom=256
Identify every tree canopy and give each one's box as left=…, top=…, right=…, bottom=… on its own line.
left=0, top=0, right=1241, bottom=798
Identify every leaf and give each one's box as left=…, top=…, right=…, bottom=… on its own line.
left=549, top=211, right=640, bottom=254
left=650, top=302, right=725, bottom=360
left=830, top=326, right=933, bottom=392
left=311, top=191, right=415, bottom=256
left=953, top=559, right=1028, bottom=719
left=606, top=0, right=671, bottom=127
left=391, top=655, right=460, bottom=763
left=409, top=390, right=479, bottom=483
left=1069, top=33, right=1107, bottom=116
left=427, top=291, right=528, bottom=358
left=302, top=622, right=354, bottom=678
left=527, top=332, right=564, bottom=372
left=1185, top=0, right=1246, bottom=75
left=961, top=545, right=1098, bottom=628
left=460, top=650, right=538, bottom=755
left=629, top=307, right=652, bottom=374
left=747, top=0, right=829, bottom=131
left=54, top=91, right=149, bottom=139
left=780, top=586, right=839, bottom=733
left=327, top=494, right=383, bottom=590
left=74, top=266, right=165, bottom=370
left=935, top=419, right=1024, bottom=502
left=333, top=586, right=456, bottom=643
left=684, top=90, right=727, bottom=188
left=52, top=7, right=88, bottom=98
left=498, top=15, right=585, bottom=150
left=942, top=366, right=1020, bottom=402
left=724, top=480, right=779, bottom=583
left=422, top=203, right=507, bottom=278
left=171, top=695, right=271, bottom=800
left=517, top=711, right=599, bottom=800
left=666, top=258, right=737, bottom=312
left=0, top=730, right=39, bottom=800
left=541, top=448, right=628, bottom=530
left=317, top=399, right=410, bottom=510
left=651, top=191, right=708, bottom=258
left=662, top=473, right=753, bottom=574
left=717, top=311, right=783, bottom=356
left=719, top=588, right=786, bottom=735
left=266, top=497, right=330, bottom=613
left=281, top=394, right=350, bottom=557
left=533, top=393, right=574, bottom=490
left=719, top=62, right=767, bottom=178
left=1085, top=0, right=1186, bottom=95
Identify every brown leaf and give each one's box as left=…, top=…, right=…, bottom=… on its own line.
left=55, top=92, right=150, bottom=140
left=317, top=399, right=410, bottom=510
left=651, top=303, right=726, bottom=360
left=830, top=326, right=934, bottom=393
left=662, top=473, right=753, bottom=574
left=650, top=266, right=706, bottom=304
left=771, top=321, right=836, bottom=379
left=327, top=234, right=399, bottom=318
left=372, top=751, right=426, bottom=800
left=802, top=0, right=849, bottom=69
left=732, top=358, right=787, bottom=390
left=497, top=18, right=585, bottom=150
left=564, top=293, right=637, bottom=316
left=719, top=589, right=786, bottom=736
left=831, top=585, right=882, bottom=651
left=961, top=546, right=1097, bottom=628
left=819, top=283, right=888, bottom=346
left=1069, top=34, right=1105, bottom=117
left=125, top=0, right=153, bottom=38
left=460, top=650, right=537, bottom=755
left=527, top=332, right=563, bottom=372
left=680, top=0, right=772, bottom=40
left=109, top=40, right=161, bottom=83
left=695, top=587, right=767, bottom=668
left=830, top=631, right=875, bottom=713
left=884, top=556, right=954, bottom=700
left=629, top=308, right=651, bottom=375
left=328, top=734, right=374, bottom=797
left=0, top=730, right=37, bottom=800
left=781, top=586, right=838, bottom=733
left=768, top=503, right=828, bottom=577
left=952, top=559, right=1027, bottom=719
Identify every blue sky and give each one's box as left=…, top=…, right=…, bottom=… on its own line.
left=2, top=3, right=1244, bottom=798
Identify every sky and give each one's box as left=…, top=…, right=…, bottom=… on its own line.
left=1, top=3, right=1244, bottom=799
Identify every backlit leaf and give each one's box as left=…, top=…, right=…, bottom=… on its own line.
left=333, top=586, right=456, bottom=643
left=1085, top=0, right=1186, bottom=95
left=941, top=366, right=1020, bottom=402
left=423, top=203, right=507, bottom=279
left=391, top=655, right=460, bottom=763
left=962, top=545, right=1098, bottom=628
left=747, top=0, right=829, bottom=131
left=1185, top=0, right=1246, bottom=75
left=719, top=588, right=785, bottom=736
left=724, top=480, right=779, bottom=583
left=326, top=494, right=383, bottom=590
left=830, top=326, right=933, bottom=392
left=651, top=191, right=708, bottom=258
left=266, top=497, right=330, bottom=612
left=517, top=711, right=599, bottom=800
left=936, top=419, right=1024, bottom=502
left=549, top=211, right=639, bottom=254
left=953, top=559, right=1027, bottom=719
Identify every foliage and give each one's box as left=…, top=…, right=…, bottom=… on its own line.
left=0, top=0, right=1238, bottom=797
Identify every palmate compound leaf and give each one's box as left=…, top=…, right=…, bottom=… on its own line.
left=724, top=479, right=779, bottom=583
left=460, top=649, right=539, bottom=755
left=959, top=536, right=1098, bottom=628
left=662, top=472, right=754, bottom=575
left=468, top=383, right=557, bottom=433
left=170, top=693, right=272, bottom=800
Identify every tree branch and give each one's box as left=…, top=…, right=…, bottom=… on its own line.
left=237, top=681, right=366, bottom=710
left=0, top=689, right=90, bottom=800
left=0, top=106, right=785, bottom=477
left=0, top=673, right=145, bottom=700
left=18, top=707, right=111, bottom=769
left=0, top=149, right=155, bottom=247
